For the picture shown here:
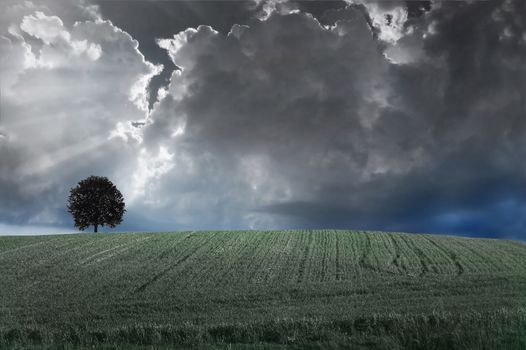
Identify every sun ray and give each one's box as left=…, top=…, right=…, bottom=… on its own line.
left=18, top=135, right=112, bottom=176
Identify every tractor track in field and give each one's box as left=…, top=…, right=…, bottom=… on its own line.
left=455, top=240, right=502, bottom=274
left=213, top=232, right=261, bottom=287
left=0, top=238, right=63, bottom=258
left=423, top=236, right=464, bottom=276
left=157, top=232, right=196, bottom=260
left=134, top=233, right=210, bottom=293
left=83, top=237, right=153, bottom=266
left=335, top=232, right=343, bottom=281
left=400, top=236, right=430, bottom=277
left=296, top=231, right=313, bottom=283
left=358, top=232, right=375, bottom=272
left=77, top=237, right=151, bottom=266
left=388, top=234, right=403, bottom=274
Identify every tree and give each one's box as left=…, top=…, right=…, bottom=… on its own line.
left=67, top=176, right=125, bottom=233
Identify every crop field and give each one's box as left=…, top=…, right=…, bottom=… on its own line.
left=0, top=230, right=525, bottom=349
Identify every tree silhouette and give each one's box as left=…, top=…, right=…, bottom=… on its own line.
left=67, top=176, right=125, bottom=233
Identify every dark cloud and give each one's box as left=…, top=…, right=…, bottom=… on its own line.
left=93, top=0, right=260, bottom=108
left=405, top=1, right=432, bottom=19
left=92, top=0, right=350, bottom=108
left=292, top=0, right=348, bottom=25
left=260, top=154, right=526, bottom=238
left=138, top=0, right=526, bottom=239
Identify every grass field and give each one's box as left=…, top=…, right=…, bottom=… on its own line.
left=1, top=230, right=525, bottom=349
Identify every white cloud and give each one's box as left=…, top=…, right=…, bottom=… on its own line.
left=347, top=0, right=408, bottom=44
left=0, top=1, right=160, bottom=229
left=20, top=11, right=70, bottom=44
left=129, top=60, right=163, bottom=115
left=16, top=11, right=104, bottom=68
left=131, top=146, right=175, bottom=203
left=71, top=39, right=102, bottom=60
left=251, top=0, right=298, bottom=21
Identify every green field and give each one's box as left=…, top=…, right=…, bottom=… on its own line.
left=1, top=230, right=526, bottom=349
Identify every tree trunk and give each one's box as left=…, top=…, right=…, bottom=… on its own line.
left=94, top=224, right=98, bottom=233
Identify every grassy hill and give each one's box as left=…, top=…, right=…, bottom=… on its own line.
left=1, top=230, right=525, bottom=349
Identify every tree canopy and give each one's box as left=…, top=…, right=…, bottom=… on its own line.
left=67, top=176, right=125, bottom=232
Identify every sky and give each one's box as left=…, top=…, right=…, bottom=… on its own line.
left=0, top=0, right=525, bottom=240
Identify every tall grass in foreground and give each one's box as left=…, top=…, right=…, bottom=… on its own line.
left=2, top=308, right=526, bottom=350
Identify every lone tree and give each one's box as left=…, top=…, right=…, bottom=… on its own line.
left=67, top=176, right=125, bottom=232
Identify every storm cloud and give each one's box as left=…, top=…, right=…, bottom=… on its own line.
left=1, top=0, right=525, bottom=239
